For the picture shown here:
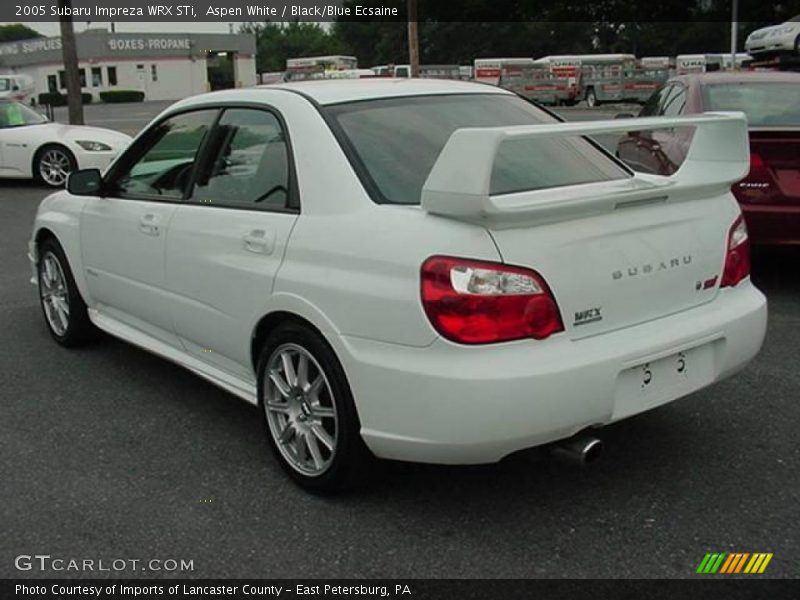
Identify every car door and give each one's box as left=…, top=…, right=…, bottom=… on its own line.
left=80, top=108, right=218, bottom=346
left=165, top=106, right=299, bottom=381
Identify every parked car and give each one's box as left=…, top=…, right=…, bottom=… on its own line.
left=616, top=72, right=800, bottom=245
left=745, top=16, right=800, bottom=57
left=30, top=80, right=766, bottom=492
left=0, top=100, right=130, bottom=187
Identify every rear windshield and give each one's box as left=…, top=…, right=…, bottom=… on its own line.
left=324, top=94, right=629, bottom=205
left=703, top=82, right=800, bottom=127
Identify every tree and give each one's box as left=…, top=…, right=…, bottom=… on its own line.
left=0, top=24, right=41, bottom=43
left=241, top=22, right=347, bottom=73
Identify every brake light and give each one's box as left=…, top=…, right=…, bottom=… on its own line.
left=720, top=216, right=750, bottom=288
left=421, top=256, right=564, bottom=344
left=750, top=151, right=766, bottom=171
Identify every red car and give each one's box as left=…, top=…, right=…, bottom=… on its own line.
left=617, top=72, right=800, bottom=245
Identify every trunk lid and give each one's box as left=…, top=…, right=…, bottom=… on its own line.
left=488, top=195, right=731, bottom=339
left=421, top=113, right=750, bottom=338
left=748, top=129, right=800, bottom=203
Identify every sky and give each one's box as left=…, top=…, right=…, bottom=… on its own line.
left=20, top=21, right=237, bottom=37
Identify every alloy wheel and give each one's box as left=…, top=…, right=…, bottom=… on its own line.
left=39, top=148, right=72, bottom=186
left=39, top=251, right=70, bottom=336
left=263, top=343, right=338, bottom=477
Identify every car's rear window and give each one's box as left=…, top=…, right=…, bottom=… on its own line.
left=324, top=94, right=629, bottom=205
left=703, top=82, right=800, bottom=127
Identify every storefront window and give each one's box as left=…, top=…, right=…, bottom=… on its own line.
left=151, top=64, right=158, bottom=82
left=91, top=67, right=102, bottom=87
left=107, top=66, right=117, bottom=86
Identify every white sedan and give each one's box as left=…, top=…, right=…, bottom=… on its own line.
left=29, top=80, right=767, bottom=492
left=745, top=16, right=800, bottom=56
left=0, top=100, right=130, bottom=187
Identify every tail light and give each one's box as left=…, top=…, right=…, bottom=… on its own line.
left=748, top=151, right=773, bottom=183
left=720, top=216, right=751, bottom=288
left=421, top=256, right=564, bottom=344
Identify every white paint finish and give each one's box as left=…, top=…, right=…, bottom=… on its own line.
left=0, top=120, right=129, bottom=179
left=80, top=197, right=180, bottom=347
left=345, top=283, right=766, bottom=463
left=421, top=112, right=750, bottom=225
left=265, top=78, right=510, bottom=105
left=165, top=205, right=297, bottom=381
left=30, top=80, right=769, bottom=466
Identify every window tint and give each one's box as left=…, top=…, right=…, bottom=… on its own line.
left=108, top=110, right=216, bottom=199
left=192, top=108, right=290, bottom=210
left=703, top=82, right=800, bottom=126
left=639, top=85, right=669, bottom=117
left=326, top=94, right=628, bottom=204
left=0, top=102, right=47, bottom=128
left=661, top=85, right=686, bottom=116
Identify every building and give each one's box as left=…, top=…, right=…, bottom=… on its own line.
left=0, top=29, right=257, bottom=103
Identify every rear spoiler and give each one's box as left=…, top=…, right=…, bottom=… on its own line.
left=421, top=112, right=749, bottom=226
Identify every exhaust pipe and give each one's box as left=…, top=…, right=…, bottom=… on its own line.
left=550, top=435, right=603, bottom=467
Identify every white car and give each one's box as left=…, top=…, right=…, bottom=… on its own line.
left=745, top=16, right=800, bottom=57
left=29, top=80, right=767, bottom=492
left=0, top=100, right=130, bottom=187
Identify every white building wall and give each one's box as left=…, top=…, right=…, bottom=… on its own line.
left=235, top=56, right=257, bottom=88
left=15, top=57, right=211, bottom=103
left=12, top=54, right=255, bottom=102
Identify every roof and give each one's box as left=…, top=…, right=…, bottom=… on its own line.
left=674, top=71, right=800, bottom=85
left=259, top=78, right=510, bottom=105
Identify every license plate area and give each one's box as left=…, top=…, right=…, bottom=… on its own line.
left=613, top=342, right=717, bottom=420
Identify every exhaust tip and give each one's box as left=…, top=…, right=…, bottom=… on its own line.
left=550, top=435, right=604, bottom=467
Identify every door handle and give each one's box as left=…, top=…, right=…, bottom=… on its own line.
left=243, top=229, right=274, bottom=255
left=138, top=213, right=160, bottom=237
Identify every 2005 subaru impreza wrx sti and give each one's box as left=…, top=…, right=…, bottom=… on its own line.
left=29, top=79, right=767, bottom=491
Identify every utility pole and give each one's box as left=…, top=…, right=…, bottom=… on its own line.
left=730, top=0, right=738, bottom=71
left=407, top=0, right=419, bottom=77
left=58, top=0, right=84, bottom=124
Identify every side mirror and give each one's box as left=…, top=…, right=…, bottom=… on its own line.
left=67, top=168, right=103, bottom=196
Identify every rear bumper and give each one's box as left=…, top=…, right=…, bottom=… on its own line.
left=339, top=282, right=766, bottom=464
left=741, top=203, right=800, bottom=245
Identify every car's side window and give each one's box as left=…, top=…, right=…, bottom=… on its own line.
left=639, top=85, right=670, bottom=117
left=106, top=110, right=217, bottom=200
left=661, top=84, right=687, bottom=117
left=191, top=108, right=291, bottom=211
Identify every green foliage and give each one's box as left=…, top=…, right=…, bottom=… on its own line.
left=99, top=90, right=145, bottom=103
left=38, top=92, right=92, bottom=106
left=0, top=24, right=41, bottom=43
left=240, top=22, right=348, bottom=73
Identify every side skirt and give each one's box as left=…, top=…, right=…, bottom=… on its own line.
left=88, top=308, right=258, bottom=405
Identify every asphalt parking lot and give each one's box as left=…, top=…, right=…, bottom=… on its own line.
left=1, top=101, right=798, bottom=579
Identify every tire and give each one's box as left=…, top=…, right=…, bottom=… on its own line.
left=34, top=144, right=77, bottom=188
left=257, top=322, right=373, bottom=493
left=37, top=237, right=97, bottom=346
left=586, top=88, right=597, bottom=108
